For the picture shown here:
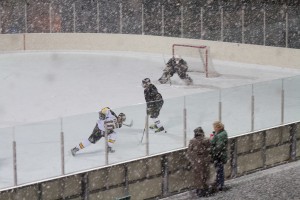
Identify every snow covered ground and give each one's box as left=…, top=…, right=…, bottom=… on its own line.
left=0, top=51, right=300, bottom=189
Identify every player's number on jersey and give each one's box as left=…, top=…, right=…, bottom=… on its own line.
left=104, top=120, right=118, bottom=130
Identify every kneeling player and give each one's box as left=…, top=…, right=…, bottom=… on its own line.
left=158, top=56, right=193, bottom=85
left=71, top=107, right=126, bottom=156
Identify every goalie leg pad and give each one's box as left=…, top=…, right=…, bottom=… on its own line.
left=158, top=72, right=171, bottom=84
left=184, top=75, right=193, bottom=85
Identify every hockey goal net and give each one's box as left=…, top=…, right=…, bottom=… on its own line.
left=172, top=44, right=220, bottom=78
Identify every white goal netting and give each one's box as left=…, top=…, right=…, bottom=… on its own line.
left=172, top=44, right=220, bottom=78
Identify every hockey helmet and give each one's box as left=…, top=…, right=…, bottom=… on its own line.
left=142, top=78, right=151, bottom=88
left=118, top=113, right=126, bottom=123
left=174, top=54, right=182, bottom=64
left=99, top=107, right=110, bottom=120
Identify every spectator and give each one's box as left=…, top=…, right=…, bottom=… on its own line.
left=187, top=127, right=211, bottom=197
left=210, top=121, right=228, bottom=191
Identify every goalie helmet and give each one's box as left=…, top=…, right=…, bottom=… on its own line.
left=174, top=54, right=182, bottom=64
left=118, top=113, right=126, bottom=123
left=142, top=78, right=151, bottom=88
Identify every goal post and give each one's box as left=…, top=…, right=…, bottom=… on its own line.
left=172, top=44, right=220, bottom=78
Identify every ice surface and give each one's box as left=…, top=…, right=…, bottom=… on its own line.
left=0, top=51, right=300, bottom=188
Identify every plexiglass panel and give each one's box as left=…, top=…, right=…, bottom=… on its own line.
left=14, top=119, right=60, bottom=184
left=221, top=84, right=252, bottom=137
left=284, top=76, right=300, bottom=124
left=109, top=104, right=148, bottom=164
left=149, top=96, right=184, bottom=155
left=63, top=112, right=102, bottom=174
left=0, top=127, right=14, bottom=189
left=253, top=79, right=282, bottom=131
left=1, top=75, right=300, bottom=189
left=185, top=91, right=219, bottom=140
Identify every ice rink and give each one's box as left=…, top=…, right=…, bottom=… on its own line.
left=1, top=51, right=300, bottom=188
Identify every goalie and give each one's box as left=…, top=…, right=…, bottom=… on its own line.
left=71, top=107, right=126, bottom=156
left=158, top=56, right=193, bottom=85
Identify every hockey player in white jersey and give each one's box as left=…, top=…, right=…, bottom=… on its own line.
left=158, top=56, right=193, bottom=85
left=71, top=107, right=126, bottom=156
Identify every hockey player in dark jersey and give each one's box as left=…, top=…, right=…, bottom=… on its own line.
left=142, top=78, right=165, bottom=133
left=158, top=56, right=193, bottom=85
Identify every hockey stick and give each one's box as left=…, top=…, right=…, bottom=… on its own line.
left=162, top=54, right=172, bottom=86
left=140, top=114, right=148, bottom=143
left=140, top=127, right=145, bottom=143
left=123, top=120, right=133, bottom=127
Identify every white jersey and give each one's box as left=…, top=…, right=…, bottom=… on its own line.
left=96, top=110, right=119, bottom=131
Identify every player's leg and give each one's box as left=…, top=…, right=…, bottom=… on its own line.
left=71, top=124, right=103, bottom=156
left=175, top=64, right=193, bottom=85
left=149, top=107, right=160, bottom=129
left=158, top=65, right=175, bottom=84
left=107, top=132, right=117, bottom=153
left=179, top=73, right=193, bottom=85
left=149, top=104, right=165, bottom=133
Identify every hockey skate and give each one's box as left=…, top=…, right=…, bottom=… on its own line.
left=155, top=126, right=165, bottom=133
left=107, top=146, right=115, bottom=153
left=71, top=147, right=79, bottom=156
left=149, top=124, right=158, bottom=129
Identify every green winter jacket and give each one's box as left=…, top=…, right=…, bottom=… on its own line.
left=210, top=129, right=228, bottom=164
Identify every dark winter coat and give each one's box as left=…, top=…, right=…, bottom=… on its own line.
left=210, top=129, right=228, bottom=164
left=144, top=84, right=163, bottom=109
left=187, top=134, right=211, bottom=190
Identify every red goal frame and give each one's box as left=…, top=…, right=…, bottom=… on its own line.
left=172, top=44, right=210, bottom=78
